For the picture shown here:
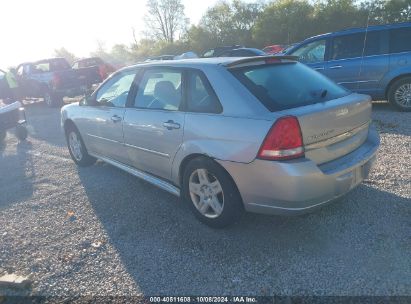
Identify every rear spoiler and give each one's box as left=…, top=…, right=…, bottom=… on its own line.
left=224, top=55, right=299, bottom=69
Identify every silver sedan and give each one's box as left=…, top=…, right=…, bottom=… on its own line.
left=61, top=56, right=380, bottom=227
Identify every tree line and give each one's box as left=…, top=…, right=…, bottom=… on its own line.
left=55, top=0, right=411, bottom=65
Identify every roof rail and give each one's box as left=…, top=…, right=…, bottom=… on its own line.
left=224, top=55, right=298, bottom=68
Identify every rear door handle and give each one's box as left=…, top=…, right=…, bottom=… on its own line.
left=329, top=65, right=343, bottom=69
left=314, top=67, right=325, bottom=71
left=111, top=115, right=122, bottom=123
left=163, top=120, right=181, bottom=130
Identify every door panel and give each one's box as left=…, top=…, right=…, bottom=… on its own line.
left=123, top=67, right=185, bottom=180
left=123, top=109, right=184, bottom=180
left=76, top=107, right=127, bottom=163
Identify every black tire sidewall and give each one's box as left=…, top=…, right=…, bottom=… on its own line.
left=16, top=125, right=28, bottom=141
left=182, top=157, right=243, bottom=228
left=65, top=126, right=96, bottom=167
left=388, top=77, right=411, bottom=112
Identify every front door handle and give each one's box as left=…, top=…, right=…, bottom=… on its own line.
left=111, top=115, right=122, bottom=123
left=314, top=67, right=325, bottom=71
left=163, top=120, right=181, bottom=130
left=329, top=65, right=343, bottom=69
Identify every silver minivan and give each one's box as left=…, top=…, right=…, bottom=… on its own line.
left=61, top=56, right=379, bottom=227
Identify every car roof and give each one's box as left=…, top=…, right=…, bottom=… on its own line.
left=120, top=56, right=298, bottom=72
left=302, top=21, right=411, bottom=42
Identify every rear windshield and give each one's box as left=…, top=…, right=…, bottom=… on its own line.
left=231, top=62, right=349, bottom=111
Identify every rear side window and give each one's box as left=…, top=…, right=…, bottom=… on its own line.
left=390, top=27, right=411, bottom=53
left=231, top=62, right=349, bottom=111
left=186, top=71, right=222, bottom=113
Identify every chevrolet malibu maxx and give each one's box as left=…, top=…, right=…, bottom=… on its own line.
left=61, top=56, right=380, bottom=227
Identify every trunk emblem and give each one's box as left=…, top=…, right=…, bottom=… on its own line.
left=309, top=129, right=335, bottom=141
left=336, top=108, right=349, bottom=117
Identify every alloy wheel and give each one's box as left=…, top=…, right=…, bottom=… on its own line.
left=189, top=169, right=224, bottom=219
left=394, top=83, right=411, bottom=108
left=68, top=131, right=83, bottom=161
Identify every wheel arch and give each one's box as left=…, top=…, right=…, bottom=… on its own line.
left=178, top=153, right=244, bottom=205
left=385, top=74, right=411, bottom=98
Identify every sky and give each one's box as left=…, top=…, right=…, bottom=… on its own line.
left=0, top=0, right=222, bottom=68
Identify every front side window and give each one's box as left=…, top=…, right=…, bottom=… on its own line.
left=291, top=40, right=326, bottom=63
left=95, top=70, right=136, bottom=107
left=331, top=33, right=365, bottom=60
left=390, top=27, right=411, bottom=54
left=134, top=69, right=182, bottom=111
left=187, top=71, right=222, bottom=113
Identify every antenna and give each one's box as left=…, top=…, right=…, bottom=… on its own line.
left=358, top=9, right=372, bottom=91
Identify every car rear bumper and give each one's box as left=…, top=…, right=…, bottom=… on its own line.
left=217, top=126, right=380, bottom=215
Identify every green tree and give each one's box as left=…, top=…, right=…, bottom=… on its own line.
left=253, top=0, right=315, bottom=46
left=361, top=0, right=411, bottom=24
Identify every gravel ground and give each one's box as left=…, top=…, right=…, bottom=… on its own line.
left=0, top=100, right=410, bottom=297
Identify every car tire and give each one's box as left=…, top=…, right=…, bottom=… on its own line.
left=388, top=77, right=411, bottom=112
left=182, top=157, right=244, bottom=228
left=16, top=125, right=28, bottom=141
left=65, top=125, right=96, bottom=167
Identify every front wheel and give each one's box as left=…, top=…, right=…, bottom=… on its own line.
left=66, top=126, right=96, bottom=167
left=388, top=77, right=411, bottom=112
left=182, top=157, right=243, bottom=228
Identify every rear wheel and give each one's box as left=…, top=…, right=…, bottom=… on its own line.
left=65, top=125, right=96, bottom=167
left=388, top=77, right=411, bottom=112
left=182, top=157, right=243, bottom=228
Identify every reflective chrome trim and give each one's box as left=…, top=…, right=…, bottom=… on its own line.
left=124, top=143, right=170, bottom=158
left=89, top=152, right=180, bottom=196
left=305, top=121, right=370, bottom=151
left=87, top=133, right=120, bottom=144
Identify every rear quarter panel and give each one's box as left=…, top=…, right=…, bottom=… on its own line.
left=171, top=113, right=273, bottom=185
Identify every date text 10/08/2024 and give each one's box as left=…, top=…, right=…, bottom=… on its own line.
left=149, top=297, right=258, bottom=303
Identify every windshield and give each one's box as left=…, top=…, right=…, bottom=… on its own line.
left=231, top=62, right=349, bottom=111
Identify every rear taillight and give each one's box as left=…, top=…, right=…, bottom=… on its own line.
left=258, top=116, right=304, bottom=161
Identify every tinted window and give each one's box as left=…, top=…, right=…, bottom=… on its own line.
left=332, top=33, right=365, bottom=60
left=134, top=69, right=182, bottom=111
left=291, top=40, right=326, bottom=63
left=390, top=27, right=411, bottom=53
left=96, top=71, right=136, bottom=107
left=364, top=31, right=384, bottom=56
left=231, top=62, right=348, bottom=111
left=187, top=71, right=222, bottom=113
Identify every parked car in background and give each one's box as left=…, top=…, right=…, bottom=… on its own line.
left=16, top=58, right=102, bottom=107
left=62, top=56, right=379, bottom=227
left=145, top=55, right=175, bottom=62
left=286, top=22, right=411, bottom=111
left=263, top=45, right=286, bottom=54
left=203, top=45, right=244, bottom=58
left=218, top=48, right=266, bottom=57
left=72, top=57, right=115, bottom=81
left=0, top=69, right=10, bottom=101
